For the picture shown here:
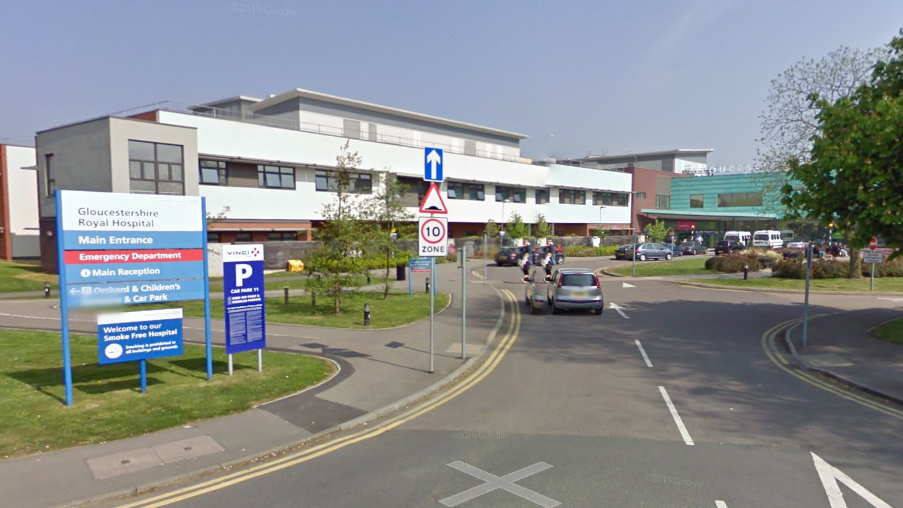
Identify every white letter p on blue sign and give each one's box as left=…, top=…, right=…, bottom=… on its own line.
left=236, top=264, right=253, bottom=287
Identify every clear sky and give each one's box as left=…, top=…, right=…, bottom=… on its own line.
left=1, top=0, right=901, bottom=165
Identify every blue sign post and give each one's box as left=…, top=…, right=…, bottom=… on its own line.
left=56, top=190, right=209, bottom=406
left=97, top=308, right=184, bottom=392
left=424, top=147, right=444, bottom=182
left=222, top=244, right=267, bottom=373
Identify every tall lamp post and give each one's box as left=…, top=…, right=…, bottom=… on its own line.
left=597, top=205, right=606, bottom=243
left=501, top=198, right=510, bottom=243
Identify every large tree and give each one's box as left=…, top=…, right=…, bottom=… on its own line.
left=505, top=212, right=530, bottom=240
left=782, top=31, right=903, bottom=274
left=361, top=173, right=415, bottom=298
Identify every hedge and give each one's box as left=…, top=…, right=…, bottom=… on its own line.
left=772, top=257, right=903, bottom=279
left=562, top=245, right=619, bottom=257
left=705, top=252, right=762, bottom=273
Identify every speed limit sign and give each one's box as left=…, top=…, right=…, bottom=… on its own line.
left=418, top=217, right=448, bottom=257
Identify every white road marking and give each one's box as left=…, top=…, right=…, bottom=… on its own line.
left=440, top=461, right=560, bottom=507
left=658, top=386, right=694, bottom=445
left=811, top=452, right=892, bottom=508
left=715, top=502, right=728, bottom=508
left=634, top=340, right=653, bottom=367
left=609, top=302, right=630, bottom=319
left=622, top=282, right=635, bottom=288
left=877, top=297, right=903, bottom=303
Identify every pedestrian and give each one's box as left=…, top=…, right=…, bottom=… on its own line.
left=520, top=251, right=532, bottom=283
left=543, top=251, right=553, bottom=281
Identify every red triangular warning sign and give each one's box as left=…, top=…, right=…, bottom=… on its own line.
left=419, top=182, right=448, bottom=214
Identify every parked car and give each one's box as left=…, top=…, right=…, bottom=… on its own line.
left=495, top=246, right=529, bottom=266
left=668, top=243, right=684, bottom=257
left=532, top=245, right=564, bottom=265
left=546, top=268, right=604, bottom=315
left=524, top=268, right=548, bottom=315
left=680, top=241, right=707, bottom=255
left=786, top=239, right=809, bottom=249
left=625, top=243, right=673, bottom=261
left=614, top=244, right=634, bottom=260
left=714, top=240, right=745, bottom=256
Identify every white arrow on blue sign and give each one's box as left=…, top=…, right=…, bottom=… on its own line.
left=424, top=147, right=444, bottom=182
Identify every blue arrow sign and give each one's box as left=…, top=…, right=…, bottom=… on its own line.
left=424, top=147, right=443, bottom=182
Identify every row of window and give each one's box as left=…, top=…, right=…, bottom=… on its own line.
left=683, top=192, right=764, bottom=209
left=207, top=232, right=299, bottom=243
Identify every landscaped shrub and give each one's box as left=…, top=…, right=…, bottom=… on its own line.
left=811, top=259, right=848, bottom=279
left=562, top=245, right=619, bottom=257
left=869, top=257, right=903, bottom=277
left=705, top=256, right=719, bottom=270
left=706, top=252, right=762, bottom=273
left=773, top=259, right=805, bottom=278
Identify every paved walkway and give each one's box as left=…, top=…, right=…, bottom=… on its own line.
left=0, top=263, right=507, bottom=508
left=785, top=307, right=903, bottom=404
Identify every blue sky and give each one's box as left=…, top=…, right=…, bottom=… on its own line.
left=1, top=0, right=901, bottom=165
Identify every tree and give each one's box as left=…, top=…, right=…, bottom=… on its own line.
left=205, top=205, right=231, bottom=226
left=533, top=213, right=552, bottom=239
left=305, top=142, right=373, bottom=313
left=755, top=45, right=885, bottom=199
left=484, top=219, right=500, bottom=238
left=782, top=31, right=903, bottom=275
left=361, top=173, right=415, bottom=299
left=645, top=220, right=669, bottom=242
left=506, top=211, right=530, bottom=239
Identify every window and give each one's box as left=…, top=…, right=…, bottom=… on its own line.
left=559, top=189, right=586, bottom=205
left=636, top=192, right=646, bottom=199
left=314, top=170, right=372, bottom=193
left=397, top=176, right=429, bottom=206
left=199, top=160, right=227, bottom=185
left=495, top=185, right=526, bottom=203
left=690, top=194, right=704, bottom=208
left=447, top=182, right=484, bottom=201
left=655, top=195, right=671, bottom=209
left=268, top=232, right=297, bottom=241
left=44, top=154, right=55, bottom=196
left=207, top=232, right=221, bottom=243
left=129, top=140, right=184, bottom=195
left=535, top=189, right=550, bottom=204
left=235, top=232, right=252, bottom=242
left=717, top=192, right=763, bottom=207
left=592, top=191, right=630, bottom=207
left=257, top=165, right=295, bottom=189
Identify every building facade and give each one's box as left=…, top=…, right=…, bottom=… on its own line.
left=0, top=144, right=39, bottom=259
left=35, top=89, right=633, bottom=272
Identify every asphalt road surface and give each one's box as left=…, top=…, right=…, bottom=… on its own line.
left=99, top=261, right=903, bottom=508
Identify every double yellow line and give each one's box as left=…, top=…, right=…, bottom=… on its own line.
left=118, top=290, right=522, bottom=508
left=761, top=318, right=903, bottom=421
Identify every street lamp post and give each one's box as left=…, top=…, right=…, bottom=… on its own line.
left=501, top=198, right=510, bottom=243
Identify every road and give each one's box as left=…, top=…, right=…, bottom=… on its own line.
left=37, top=258, right=903, bottom=506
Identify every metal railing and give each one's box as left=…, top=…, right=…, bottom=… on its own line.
left=104, top=100, right=534, bottom=165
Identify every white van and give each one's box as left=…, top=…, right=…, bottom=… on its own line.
left=752, top=230, right=783, bottom=249
left=724, top=231, right=751, bottom=246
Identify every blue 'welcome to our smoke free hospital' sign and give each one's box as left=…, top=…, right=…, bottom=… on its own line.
left=223, top=244, right=266, bottom=355
left=97, top=308, right=184, bottom=365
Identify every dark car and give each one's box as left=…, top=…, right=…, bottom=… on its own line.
left=680, top=241, right=707, bottom=255
left=667, top=243, right=683, bottom=257
left=495, top=246, right=529, bottom=266
left=714, top=240, right=745, bottom=256
left=614, top=244, right=634, bottom=260
left=625, top=243, right=673, bottom=261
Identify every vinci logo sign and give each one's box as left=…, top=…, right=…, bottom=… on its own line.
left=222, top=244, right=266, bottom=354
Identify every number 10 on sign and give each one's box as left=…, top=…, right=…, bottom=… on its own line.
left=419, top=217, right=448, bottom=257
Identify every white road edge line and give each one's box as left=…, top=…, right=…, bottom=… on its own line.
left=658, top=386, right=694, bottom=446
left=634, top=340, right=653, bottom=368
left=715, top=501, right=728, bottom=508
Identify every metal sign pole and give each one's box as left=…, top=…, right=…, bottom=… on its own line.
left=871, top=262, right=876, bottom=292
left=258, top=349, right=263, bottom=372
left=632, top=234, right=637, bottom=277
left=802, top=245, right=812, bottom=348
left=201, top=197, right=213, bottom=381
left=462, top=245, right=467, bottom=360
left=483, top=233, right=488, bottom=283
left=55, top=190, right=74, bottom=406
left=228, top=354, right=233, bottom=376
left=140, top=360, right=147, bottom=393
left=429, top=255, right=435, bottom=373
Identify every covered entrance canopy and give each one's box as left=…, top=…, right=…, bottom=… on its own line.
left=639, top=209, right=781, bottom=246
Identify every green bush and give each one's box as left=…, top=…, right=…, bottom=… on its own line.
left=870, top=257, right=903, bottom=277
left=705, top=256, right=719, bottom=270
left=774, top=259, right=849, bottom=279
left=773, top=259, right=806, bottom=278
left=562, top=245, right=619, bottom=257
left=706, top=253, right=762, bottom=273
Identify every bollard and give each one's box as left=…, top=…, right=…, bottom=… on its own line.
left=743, top=264, right=749, bottom=280
left=364, top=303, right=371, bottom=326
left=283, top=286, right=289, bottom=305
left=311, top=291, right=316, bottom=307
left=425, top=277, right=431, bottom=294
left=367, top=273, right=371, bottom=285
left=44, top=282, right=50, bottom=299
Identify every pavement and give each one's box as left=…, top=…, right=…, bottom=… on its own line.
left=0, top=261, right=509, bottom=508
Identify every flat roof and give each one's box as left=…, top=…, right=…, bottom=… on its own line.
left=249, top=88, right=529, bottom=140
left=190, top=95, right=262, bottom=110
left=573, top=149, right=715, bottom=162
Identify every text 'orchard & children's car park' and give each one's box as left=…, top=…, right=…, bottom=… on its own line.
left=525, top=267, right=603, bottom=315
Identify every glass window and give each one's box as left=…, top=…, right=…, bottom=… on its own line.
left=593, top=192, right=612, bottom=206
left=44, top=154, right=55, bottom=196
left=236, top=232, right=252, bottom=242
left=128, top=140, right=184, bottom=195
left=655, top=195, right=671, bottom=209
left=690, top=194, right=704, bottom=208
left=616, top=193, right=629, bottom=206
left=268, top=232, right=297, bottom=241
left=535, top=189, right=549, bottom=204
left=258, top=165, right=295, bottom=189
left=200, top=160, right=227, bottom=185
left=314, top=170, right=371, bottom=193
left=207, top=232, right=221, bottom=243
left=717, top=192, right=763, bottom=207
left=636, top=192, right=646, bottom=199
left=559, top=189, right=586, bottom=205
left=496, top=185, right=526, bottom=203
left=446, top=182, right=484, bottom=201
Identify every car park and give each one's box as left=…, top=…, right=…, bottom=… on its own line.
left=714, top=240, right=745, bottom=256
left=680, top=241, right=707, bottom=255
left=546, top=268, right=604, bottom=315
left=625, top=243, right=673, bottom=261
left=495, top=246, right=529, bottom=266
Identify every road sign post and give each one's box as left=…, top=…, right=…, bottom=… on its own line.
left=802, top=245, right=813, bottom=348
left=632, top=234, right=637, bottom=277
left=483, top=233, right=488, bottom=283
left=461, top=245, right=467, bottom=360
left=424, top=147, right=444, bottom=182
left=429, top=256, right=435, bottom=373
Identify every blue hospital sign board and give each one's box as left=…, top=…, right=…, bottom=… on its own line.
left=223, top=244, right=266, bottom=354
left=424, top=147, right=444, bottom=182
left=409, top=256, right=432, bottom=272
left=97, top=308, right=184, bottom=365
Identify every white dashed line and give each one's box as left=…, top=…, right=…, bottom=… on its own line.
left=634, top=340, right=653, bottom=367
left=715, top=501, right=728, bottom=508
left=658, top=386, right=694, bottom=446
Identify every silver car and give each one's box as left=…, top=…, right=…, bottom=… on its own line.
left=624, top=243, right=673, bottom=261
left=524, top=269, right=548, bottom=315
left=546, top=268, right=604, bottom=315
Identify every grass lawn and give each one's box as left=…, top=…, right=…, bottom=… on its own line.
left=608, top=257, right=711, bottom=277
left=135, top=291, right=449, bottom=329
left=0, top=261, right=57, bottom=293
left=685, top=276, right=903, bottom=293
left=873, top=319, right=903, bottom=345
left=209, top=274, right=389, bottom=292
left=0, top=329, right=333, bottom=458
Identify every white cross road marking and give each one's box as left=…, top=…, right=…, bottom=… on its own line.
left=659, top=386, right=695, bottom=445
left=439, top=461, right=561, bottom=507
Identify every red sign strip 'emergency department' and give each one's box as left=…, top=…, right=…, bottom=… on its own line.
left=63, top=249, right=205, bottom=265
